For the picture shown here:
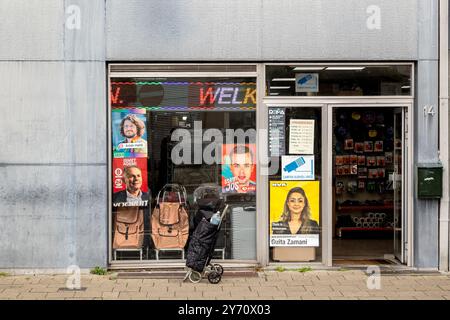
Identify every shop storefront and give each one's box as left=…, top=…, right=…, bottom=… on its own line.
left=3, top=0, right=446, bottom=273
left=108, top=63, right=414, bottom=268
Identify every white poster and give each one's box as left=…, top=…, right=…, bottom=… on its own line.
left=270, top=234, right=320, bottom=247
left=289, top=119, right=315, bottom=154
left=295, top=73, right=319, bottom=93
left=282, top=156, right=315, bottom=180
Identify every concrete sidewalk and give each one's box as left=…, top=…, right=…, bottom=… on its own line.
left=1, top=270, right=450, bottom=300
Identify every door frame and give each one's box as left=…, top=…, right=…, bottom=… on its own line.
left=393, top=108, right=407, bottom=263
left=262, top=97, right=414, bottom=267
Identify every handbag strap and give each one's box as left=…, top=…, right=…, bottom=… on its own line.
left=156, top=184, right=186, bottom=205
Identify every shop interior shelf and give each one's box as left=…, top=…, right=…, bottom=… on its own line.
left=336, top=205, right=394, bottom=212
left=337, top=227, right=394, bottom=231
left=336, top=227, right=394, bottom=239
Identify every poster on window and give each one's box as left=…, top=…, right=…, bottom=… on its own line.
left=270, top=181, right=320, bottom=247
left=112, top=158, right=149, bottom=207
left=221, top=144, right=256, bottom=194
left=268, top=108, right=286, bottom=157
left=281, top=155, right=315, bottom=180
left=112, top=109, right=148, bottom=158
left=289, top=119, right=315, bottom=155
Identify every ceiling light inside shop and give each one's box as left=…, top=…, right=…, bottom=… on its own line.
left=270, top=86, right=291, bottom=89
left=292, top=67, right=325, bottom=71
left=269, top=93, right=280, bottom=96
left=272, top=78, right=296, bottom=81
left=326, top=66, right=366, bottom=71
left=401, top=86, right=411, bottom=89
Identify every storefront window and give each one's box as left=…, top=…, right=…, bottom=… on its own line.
left=110, top=76, right=257, bottom=261
left=266, top=65, right=412, bottom=96
left=268, top=107, right=322, bottom=262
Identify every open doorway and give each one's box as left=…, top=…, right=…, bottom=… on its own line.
left=332, top=107, right=406, bottom=265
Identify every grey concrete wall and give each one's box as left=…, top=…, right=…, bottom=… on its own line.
left=0, top=0, right=107, bottom=268
left=414, top=0, right=440, bottom=268
left=106, top=0, right=418, bottom=61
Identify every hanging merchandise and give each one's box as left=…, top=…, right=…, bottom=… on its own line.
left=358, top=155, right=366, bottom=166
left=364, top=141, right=374, bottom=152
left=374, top=141, right=384, bottom=152
left=378, top=181, right=385, bottom=194
left=368, top=129, right=378, bottom=138
left=336, top=181, right=345, bottom=195
left=358, top=167, right=368, bottom=179
left=377, top=156, right=386, bottom=167
left=347, top=180, right=358, bottom=194
left=351, top=112, right=361, bottom=121
left=113, top=207, right=145, bottom=249
left=335, top=126, right=348, bottom=140
left=151, top=184, right=190, bottom=249
left=385, top=152, right=393, bottom=164
left=358, top=180, right=366, bottom=190
left=367, top=181, right=377, bottom=193
left=354, top=142, right=364, bottom=153
left=362, top=111, right=376, bottom=124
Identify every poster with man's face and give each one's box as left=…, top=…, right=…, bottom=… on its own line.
left=112, top=158, right=149, bottom=207
left=221, top=144, right=256, bottom=194
left=112, top=109, right=148, bottom=158
left=269, top=181, right=320, bottom=247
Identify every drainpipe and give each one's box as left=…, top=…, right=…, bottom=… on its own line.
left=439, top=0, right=450, bottom=272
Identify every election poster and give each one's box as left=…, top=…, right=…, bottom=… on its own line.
left=221, top=144, right=256, bottom=194
left=112, top=158, right=149, bottom=208
left=112, top=109, right=148, bottom=158
left=269, top=181, right=320, bottom=247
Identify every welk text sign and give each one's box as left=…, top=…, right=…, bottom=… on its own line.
left=111, top=80, right=256, bottom=109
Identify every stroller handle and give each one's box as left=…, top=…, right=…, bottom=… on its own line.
left=217, top=204, right=229, bottom=229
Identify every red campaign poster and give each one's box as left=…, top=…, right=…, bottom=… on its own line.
left=221, top=144, right=257, bottom=194
left=112, top=158, right=148, bottom=194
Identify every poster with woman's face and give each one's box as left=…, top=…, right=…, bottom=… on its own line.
left=269, top=181, right=320, bottom=247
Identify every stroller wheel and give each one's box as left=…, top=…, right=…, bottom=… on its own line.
left=188, top=271, right=202, bottom=283
left=213, top=264, right=224, bottom=276
left=207, top=271, right=221, bottom=284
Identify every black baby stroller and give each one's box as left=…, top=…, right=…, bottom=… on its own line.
left=184, top=184, right=228, bottom=284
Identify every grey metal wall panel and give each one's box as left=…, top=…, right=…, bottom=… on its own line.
left=64, top=0, right=106, bottom=61
left=413, top=60, right=440, bottom=268
left=0, top=61, right=107, bottom=268
left=413, top=0, right=440, bottom=269
left=0, top=0, right=64, bottom=61
left=0, top=62, right=106, bottom=164
left=418, top=0, right=439, bottom=60
left=106, top=0, right=418, bottom=61
left=0, top=166, right=107, bottom=268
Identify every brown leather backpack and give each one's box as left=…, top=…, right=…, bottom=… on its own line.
left=151, top=185, right=189, bottom=249
left=113, top=206, right=144, bottom=249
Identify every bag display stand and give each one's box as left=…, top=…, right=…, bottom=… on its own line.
left=154, top=248, right=185, bottom=260
left=113, top=248, right=145, bottom=260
